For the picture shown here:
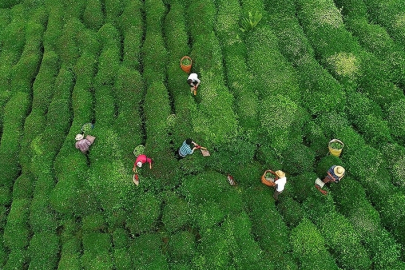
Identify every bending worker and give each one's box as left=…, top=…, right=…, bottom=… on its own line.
left=75, top=134, right=94, bottom=154
left=133, top=154, right=153, bottom=170
left=273, top=170, right=287, bottom=201
left=187, top=73, right=200, bottom=95
left=176, top=138, right=198, bottom=159
left=315, top=165, right=345, bottom=195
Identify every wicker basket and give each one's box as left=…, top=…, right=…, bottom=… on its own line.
left=180, top=56, right=192, bottom=73
left=261, top=170, right=277, bottom=187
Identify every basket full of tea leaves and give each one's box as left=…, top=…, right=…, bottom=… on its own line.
left=328, top=139, right=344, bottom=157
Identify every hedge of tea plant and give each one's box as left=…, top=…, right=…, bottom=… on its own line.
left=1, top=0, right=405, bottom=268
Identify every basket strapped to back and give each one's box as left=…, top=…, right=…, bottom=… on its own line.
left=133, top=145, right=145, bottom=157
left=261, top=170, right=277, bottom=187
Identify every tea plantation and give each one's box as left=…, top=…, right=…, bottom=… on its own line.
left=1, top=0, right=405, bottom=269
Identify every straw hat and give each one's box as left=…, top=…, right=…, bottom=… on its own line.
left=275, top=170, right=286, bottom=178
left=334, top=166, right=345, bottom=177
left=75, top=134, right=84, bottom=141
left=137, top=162, right=143, bottom=168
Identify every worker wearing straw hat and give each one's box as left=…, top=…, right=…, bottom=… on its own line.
left=75, top=133, right=94, bottom=154
left=315, top=165, right=345, bottom=195
left=273, top=170, right=287, bottom=201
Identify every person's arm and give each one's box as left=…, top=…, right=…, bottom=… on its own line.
left=146, top=157, right=153, bottom=169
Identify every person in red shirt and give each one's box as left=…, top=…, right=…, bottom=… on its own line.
left=133, top=154, right=153, bottom=170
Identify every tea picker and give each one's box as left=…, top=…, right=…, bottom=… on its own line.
left=132, top=145, right=153, bottom=186
left=315, top=165, right=345, bottom=195
left=75, top=123, right=96, bottom=154
left=261, top=169, right=287, bottom=201
left=187, top=73, right=200, bottom=96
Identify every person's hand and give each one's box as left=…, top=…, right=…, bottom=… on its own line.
left=149, top=162, right=152, bottom=169
left=132, top=167, right=136, bottom=172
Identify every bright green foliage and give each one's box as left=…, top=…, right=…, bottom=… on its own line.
left=3, top=199, right=30, bottom=250
left=318, top=212, right=372, bottom=269
left=82, top=213, right=107, bottom=232
left=290, top=218, right=339, bottom=270
left=187, top=0, right=216, bottom=38
left=192, top=69, right=238, bottom=146
left=28, top=232, right=59, bottom=270
left=239, top=11, right=262, bottom=32
left=58, top=238, right=81, bottom=270
left=246, top=26, right=300, bottom=102
left=260, top=94, right=308, bottom=153
left=3, top=250, right=27, bottom=270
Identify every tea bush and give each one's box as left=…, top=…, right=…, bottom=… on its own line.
left=168, top=231, right=196, bottom=263
left=362, top=0, right=405, bottom=48
left=277, top=197, right=304, bottom=227
left=82, top=213, right=107, bottom=232
left=162, top=192, right=191, bottom=233
left=126, top=192, right=161, bottom=235
left=243, top=188, right=290, bottom=255
left=186, top=0, right=216, bottom=39
left=282, top=143, right=315, bottom=175
left=3, top=199, right=30, bottom=250
left=289, top=172, right=318, bottom=203
left=246, top=26, right=300, bottom=102
left=129, top=233, right=169, bottom=269
left=81, top=232, right=113, bottom=269
left=321, top=212, right=372, bottom=269
left=28, top=232, right=59, bottom=270
left=386, top=99, right=405, bottom=144
left=57, top=18, right=81, bottom=66
left=83, top=0, right=103, bottom=30
left=3, top=250, right=27, bottom=270
left=290, top=218, right=340, bottom=270
left=259, top=94, right=308, bottom=153
left=57, top=238, right=81, bottom=270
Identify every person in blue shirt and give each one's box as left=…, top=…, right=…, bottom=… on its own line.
left=176, top=138, right=198, bottom=159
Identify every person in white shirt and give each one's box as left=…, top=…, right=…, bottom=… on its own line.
left=187, top=73, right=200, bottom=95
left=273, top=170, right=287, bottom=201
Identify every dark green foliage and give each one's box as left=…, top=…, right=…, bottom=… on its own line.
left=57, top=18, right=82, bottom=66
left=129, top=233, right=169, bottom=269
left=168, top=231, right=196, bottom=263
left=81, top=233, right=113, bottom=270
left=12, top=173, right=33, bottom=200
left=113, top=248, right=133, bottom=270
left=104, top=0, right=124, bottom=27
left=82, top=213, right=107, bottom=232
left=246, top=26, right=300, bottom=102
left=163, top=2, right=189, bottom=59
left=187, top=0, right=216, bottom=38
left=387, top=99, right=405, bottom=143
left=315, top=155, right=343, bottom=178
left=244, top=188, right=290, bottom=255
left=0, top=92, right=30, bottom=189
left=144, top=0, right=166, bottom=32
left=162, top=192, right=191, bottom=233
left=0, top=0, right=21, bottom=8
left=289, top=172, right=318, bottom=202
left=28, top=232, right=59, bottom=270
left=126, top=193, right=161, bottom=235
left=282, top=143, right=315, bottom=175
left=277, top=197, right=304, bottom=227
left=3, top=250, right=28, bottom=270
left=32, top=50, right=60, bottom=112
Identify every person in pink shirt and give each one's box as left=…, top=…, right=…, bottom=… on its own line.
left=133, top=154, right=153, bottom=170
